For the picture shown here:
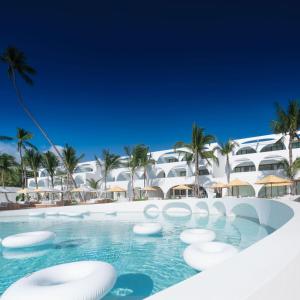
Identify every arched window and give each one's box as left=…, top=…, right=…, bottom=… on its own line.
left=261, top=142, right=285, bottom=152
left=236, top=147, right=256, bottom=155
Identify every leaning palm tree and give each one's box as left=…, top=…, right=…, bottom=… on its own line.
left=23, top=149, right=42, bottom=188
left=271, top=100, right=300, bottom=178
left=217, top=140, right=239, bottom=184
left=0, top=47, right=77, bottom=189
left=95, top=150, right=121, bottom=198
left=124, top=146, right=142, bottom=201
left=281, top=158, right=300, bottom=194
left=62, top=145, right=84, bottom=194
left=174, top=124, right=218, bottom=197
left=136, top=145, right=155, bottom=188
left=41, top=151, right=59, bottom=188
left=0, top=128, right=36, bottom=189
left=0, top=153, right=19, bottom=188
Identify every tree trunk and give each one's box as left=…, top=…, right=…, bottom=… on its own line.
left=226, top=155, right=231, bottom=196
left=104, top=174, right=107, bottom=198
left=194, top=153, right=200, bottom=197
left=10, top=69, right=82, bottom=201
left=288, top=135, right=295, bottom=194
left=131, top=172, right=135, bottom=201
left=18, top=147, right=25, bottom=189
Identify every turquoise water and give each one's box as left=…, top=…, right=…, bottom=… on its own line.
left=0, top=212, right=272, bottom=299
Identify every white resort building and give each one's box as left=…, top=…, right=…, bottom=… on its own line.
left=27, top=132, right=300, bottom=199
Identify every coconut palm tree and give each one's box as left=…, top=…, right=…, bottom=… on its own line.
left=87, top=178, right=101, bottom=190
left=174, top=123, right=218, bottom=197
left=62, top=145, right=84, bottom=193
left=0, top=47, right=77, bottom=189
left=95, top=150, right=121, bottom=198
left=217, top=140, right=239, bottom=184
left=271, top=100, right=300, bottom=176
left=136, top=145, right=155, bottom=188
left=0, top=128, right=36, bottom=189
left=124, top=145, right=143, bottom=201
left=23, top=149, right=42, bottom=188
left=41, top=151, right=59, bottom=188
left=0, top=153, right=19, bottom=188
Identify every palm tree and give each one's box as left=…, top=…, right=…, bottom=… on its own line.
left=23, top=149, right=42, bottom=188
left=41, top=151, right=59, bottom=188
left=0, top=47, right=78, bottom=189
left=0, top=128, right=36, bottom=189
left=136, top=145, right=155, bottom=188
left=87, top=178, right=101, bottom=190
left=124, top=145, right=143, bottom=201
left=62, top=145, right=84, bottom=194
left=95, top=150, right=121, bottom=198
left=217, top=140, right=239, bottom=184
left=271, top=100, right=300, bottom=177
left=0, top=153, right=19, bottom=188
left=174, top=123, right=218, bottom=197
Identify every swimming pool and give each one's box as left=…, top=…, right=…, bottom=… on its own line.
left=0, top=211, right=272, bottom=299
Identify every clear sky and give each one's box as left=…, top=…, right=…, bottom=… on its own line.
left=1, top=0, right=300, bottom=160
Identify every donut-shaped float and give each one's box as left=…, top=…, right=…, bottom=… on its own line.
left=180, top=229, right=216, bottom=244
left=183, top=241, right=238, bottom=271
left=2, top=231, right=55, bottom=249
left=105, top=211, right=117, bottom=215
left=29, top=212, right=45, bottom=217
left=1, top=261, right=116, bottom=300
left=60, top=212, right=84, bottom=217
left=133, top=223, right=162, bottom=235
left=46, top=211, right=59, bottom=216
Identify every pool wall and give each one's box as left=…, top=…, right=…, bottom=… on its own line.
left=0, top=197, right=299, bottom=300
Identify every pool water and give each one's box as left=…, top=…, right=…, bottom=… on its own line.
left=0, top=212, right=272, bottom=299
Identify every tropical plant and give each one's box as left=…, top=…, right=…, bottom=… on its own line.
left=124, top=145, right=144, bottom=201
left=62, top=145, right=84, bottom=192
left=0, top=128, right=36, bottom=189
left=174, top=123, right=218, bottom=197
left=0, top=153, right=19, bottom=188
left=23, top=149, right=42, bottom=188
left=41, top=151, right=59, bottom=188
left=271, top=100, right=300, bottom=182
left=0, top=47, right=78, bottom=189
left=135, top=145, right=155, bottom=187
left=95, top=150, right=121, bottom=198
left=87, top=178, right=101, bottom=189
left=217, top=140, right=239, bottom=184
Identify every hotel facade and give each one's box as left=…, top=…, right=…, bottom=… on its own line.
left=27, top=132, right=300, bottom=199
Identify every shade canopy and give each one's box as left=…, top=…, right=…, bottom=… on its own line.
left=210, top=182, right=228, bottom=189
left=107, top=186, right=126, bottom=192
left=71, top=186, right=95, bottom=192
left=17, top=188, right=34, bottom=194
left=256, top=175, right=292, bottom=185
left=141, top=186, right=157, bottom=191
left=173, top=184, right=192, bottom=190
left=228, top=179, right=251, bottom=187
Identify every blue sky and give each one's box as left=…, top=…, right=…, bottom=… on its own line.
left=1, top=0, right=300, bottom=160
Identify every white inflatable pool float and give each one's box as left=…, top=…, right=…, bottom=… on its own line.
left=60, top=212, right=84, bottom=217
left=133, top=223, right=162, bottom=235
left=183, top=241, right=238, bottom=271
left=46, top=211, right=59, bottom=216
left=29, top=212, right=45, bottom=217
left=1, top=261, right=116, bottom=300
left=2, top=231, right=56, bottom=249
left=197, top=209, right=209, bottom=216
left=180, top=229, right=216, bottom=244
left=105, top=211, right=117, bottom=215
left=165, top=207, right=191, bottom=217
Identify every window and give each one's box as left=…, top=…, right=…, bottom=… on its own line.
left=236, top=148, right=256, bottom=155
left=179, top=171, right=186, bottom=177
left=168, top=158, right=178, bottom=163
left=292, top=141, right=300, bottom=149
left=233, top=165, right=255, bottom=172
left=261, top=143, right=284, bottom=152
left=258, top=163, right=284, bottom=171
left=199, top=169, right=209, bottom=175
